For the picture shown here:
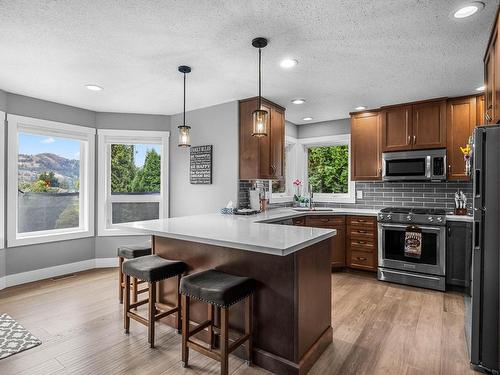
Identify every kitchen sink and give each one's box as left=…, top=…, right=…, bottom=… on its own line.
left=292, top=207, right=334, bottom=212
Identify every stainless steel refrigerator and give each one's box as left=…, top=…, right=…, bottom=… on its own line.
left=466, top=125, right=500, bottom=374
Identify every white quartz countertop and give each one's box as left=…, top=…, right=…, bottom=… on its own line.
left=119, top=209, right=339, bottom=256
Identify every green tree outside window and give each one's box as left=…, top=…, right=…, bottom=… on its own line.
left=308, top=145, right=349, bottom=194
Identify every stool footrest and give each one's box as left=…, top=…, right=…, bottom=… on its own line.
left=229, top=334, right=251, bottom=354
left=155, top=306, right=179, bottom=321
left=129, top=299, right=149, bottom=309
left=189, top=320, right=212, bottom=337
left=128, top=311, right=148, bottom=326
left=187, top=340, right=221, bottom=362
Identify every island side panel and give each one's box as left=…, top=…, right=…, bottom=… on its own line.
left=152, top=236, right=297, bottom=362
left=294, top=238, right=333, bottom=369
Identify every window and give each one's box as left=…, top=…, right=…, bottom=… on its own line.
left=0, top=111, right=5, bottom=249
left=298, top=134, right=355, bottom=203
left=98, top=129, right=169, bottom=236
left=7, top=115, right=95, bottom=247
left=270, top=136, right=298, bottom=203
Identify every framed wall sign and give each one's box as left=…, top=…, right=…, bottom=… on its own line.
left=190, top=145, right=213, bottom=184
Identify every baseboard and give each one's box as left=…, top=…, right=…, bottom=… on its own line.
left=95, top=257, right=119, bottom=268
left=0, top=258, right=119, bottom=290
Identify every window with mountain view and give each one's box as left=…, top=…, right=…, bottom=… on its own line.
left=17, top=133, right=82, bottom=233
left=97, top=129, right=169, bottom=235
left=7, top=114, right=95, bottom=247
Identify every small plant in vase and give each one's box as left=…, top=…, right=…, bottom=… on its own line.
left=293, top=179, right=309, bottom=207
left=460, top=139, right=473, bottom=176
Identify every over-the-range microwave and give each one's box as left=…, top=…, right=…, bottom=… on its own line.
left=382, top=148, right=446, bottom=181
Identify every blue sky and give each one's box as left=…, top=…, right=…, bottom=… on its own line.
left=19, top=132, right=160, bottom=167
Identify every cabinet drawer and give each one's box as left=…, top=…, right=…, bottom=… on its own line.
left=307, top=216, right=345, bottom=227
left=348, top=226, right=376, bottom=240
left=292, top=217, right=306, bottom=226
left=349, top=238, right=376, bottom=252
left=349, top=250, right=377, bottom=271
left=347, top=216, right=377, bottom=228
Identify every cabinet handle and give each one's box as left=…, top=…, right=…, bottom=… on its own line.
left=413, top=135, right=416, bottom=144
left=357, top=219, right=366, bottom=222
left=357, top=230, right=367, bottom=234
left=357, top=241, right=366, bottom=244
left=407, top=135, right=411, bottom=145
left=448, top=165, right=451, bottom=174
left=321, top=218, right=329, bottom=223
left=355, top=257, right=368, bottom=261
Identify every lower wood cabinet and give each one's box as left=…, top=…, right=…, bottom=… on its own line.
left=293, top=214, right=378, bottom=271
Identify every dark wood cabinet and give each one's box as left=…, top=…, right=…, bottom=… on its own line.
left=239, top=97, right=285, bottom=180
left=380, top=100, right=446, bottom=152
left=305, top=216, right=346, bottom=268
left=477, top=94, right=485, bottom=126
left=381, top=105, right=412, bottom=152
left=446, top=96, right=477, bottom=181
left=346, top=216, right=377, bottom=272
left=351, top=111, right=381, bottom=181
left=446, top=221, right=472, bottom=288
left=484, top=7, right=500, bottom=124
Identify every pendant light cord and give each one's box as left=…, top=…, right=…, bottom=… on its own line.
left=183, top=72, right=186, bottom=126
left=258, top=48, right=262, bottom=109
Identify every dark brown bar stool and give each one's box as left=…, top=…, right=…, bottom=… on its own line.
left=179, top=270, right=255, bottom=375
left=118, top=244, right=152, bottom=304
left=122, top=255, right=187, bottom=348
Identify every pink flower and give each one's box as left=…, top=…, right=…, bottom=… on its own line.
left=293, top=179, right=302, bottom=186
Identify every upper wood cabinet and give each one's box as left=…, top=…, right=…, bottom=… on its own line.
left=477, top=94, right=485, bottom=126
left=239, top=97, right=285, bottom=180
left=484, top=7, right=500, bottom=124
left=446, top=96, right=477, bottom=181
left=381, top=100, right=446, bottom=152
left=351, top=111, right=381, bottom=181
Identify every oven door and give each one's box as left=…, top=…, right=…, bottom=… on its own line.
left=378, top=223, right=445, bottom=276
left=382, top=154, right=430, bottom=181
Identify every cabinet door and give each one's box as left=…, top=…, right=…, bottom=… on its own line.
left=239, top=99, right=261, bottom=179
left=485, top=39, right=495, bottom=124
left=412, top=100, right=446, bottom=150
left=331, top=224, right=345, bottom=268
left=351, top=112, right=381, bottom=181
left=446, top=97, right=476, bottom=180
left=476, top=94, right=485, bottom=126
left=381, top=105, right=412, bottom=152
left=446, top=221, right=472, bottom=287
left=270, top=106, right=285, bottom=179
left=258, top=102, right=273, bottom=179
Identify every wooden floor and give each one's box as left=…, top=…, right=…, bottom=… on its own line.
left=0, top=268, right=475, bottom=375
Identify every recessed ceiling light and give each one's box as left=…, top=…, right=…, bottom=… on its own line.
left=85, top=84, right=103, bottom=91
left=291, top=98, right=306, bottom=104
left=476, top=85, right=485, bottom=91
left=355, top=106, right=367, bottom=111
left=280, top=59, right=298, bottom=68
left=302, top=117, right=313, bottom=121
left=453, top=2, right=484, bottom=19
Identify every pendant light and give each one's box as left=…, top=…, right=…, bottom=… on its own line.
left=178, top=65, right=192, bottom=148
left=251, top=37, right=269, bottom=137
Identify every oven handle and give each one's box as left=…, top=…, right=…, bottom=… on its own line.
left=379, top=223, right=443, bottom=232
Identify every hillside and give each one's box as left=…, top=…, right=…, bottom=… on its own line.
left=18, top=153, right=80, bottom=184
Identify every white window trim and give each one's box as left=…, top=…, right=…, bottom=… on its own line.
left=269, top=135, right=298, bottom=203
left=298, top=134, right=356, bottom=204
left=0, top=111, right=5, bottom=249
left=7, top=114, right=95, bottom=247
left=97, top=129, right=169, bottom=236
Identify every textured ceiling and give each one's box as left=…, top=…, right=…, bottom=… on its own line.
left=0, top=0, right=498, bottom=124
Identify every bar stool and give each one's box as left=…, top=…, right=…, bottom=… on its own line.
left=122, top=255, right=187, bottom=348
left=179, top=269, right=255, bottom=375
left=118, top=244, right=152, bottom=304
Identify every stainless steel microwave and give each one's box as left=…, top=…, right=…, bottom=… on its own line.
left=382, top=149, right=446, bottom=181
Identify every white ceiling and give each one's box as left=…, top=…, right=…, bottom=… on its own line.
left=0, top=0, right=497, bottom=124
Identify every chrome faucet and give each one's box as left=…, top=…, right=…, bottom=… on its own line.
left=308, top=183, right=314, bottom=209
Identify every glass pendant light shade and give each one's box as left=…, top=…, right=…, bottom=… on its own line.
left=178, top=125, right=191, bottom=147
left=252, top=108, right=268, bottom=137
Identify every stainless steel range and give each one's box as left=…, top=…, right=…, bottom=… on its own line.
left=377, top=207, right=446, bottom=291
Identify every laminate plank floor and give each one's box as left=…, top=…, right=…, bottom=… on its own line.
left=0, top=268, right=474, bottom=375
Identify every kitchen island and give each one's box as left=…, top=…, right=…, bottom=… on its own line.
left=121, top=212, right=336, bottom=375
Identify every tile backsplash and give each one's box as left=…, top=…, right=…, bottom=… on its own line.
left=238, top=180, right=473, bottom=212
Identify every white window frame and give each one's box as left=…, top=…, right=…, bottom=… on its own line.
left=7, top=114, right=95, bottom=247
left=97, top=129, right=169, bottom=236
left=269, top=136, right=298, bottom=203
left=298, top=134, right=355, bottom=203
left=0, top=111, right=5, bottom=249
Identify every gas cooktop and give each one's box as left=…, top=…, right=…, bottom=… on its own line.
left=380, top=207, right=446, bottom=215
left=378, top=207, right=446, bottom=225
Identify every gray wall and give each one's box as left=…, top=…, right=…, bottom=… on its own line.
left=0, top=90, right=6, bottom=111
left=96, top=112, right=170, bottom=131
left=169, top=101, right=239, bottom=217
left=285, top=120, right=298, bottom=138
left=297, top=118, right=350, bottom=138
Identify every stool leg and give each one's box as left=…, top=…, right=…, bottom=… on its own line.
left=181, top=295, right=190, bottom=368
left=132, top=277, right=139, bottom=308
left=221, top=307, right=229, bottom=375
left=118, top=257, right=124, bottom=304
left=124, top=274, right=130, bottom=333
left=245, top=295, right=253, bottom=365
left=208, top=304, right=214, bottom=349
left=148, top=282, right=156, bottom=348
left=176, top=275, right=182, bottom=334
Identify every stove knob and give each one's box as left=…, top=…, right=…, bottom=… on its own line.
left=387, top=214, right=392, bottom=220
left=378, top=214, right=384, bottom=221
left=428, top=216, right=434, bottom=222
left=436, top=217, right=443, bottom=223
left=406, top=215, right=412, bottom=221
